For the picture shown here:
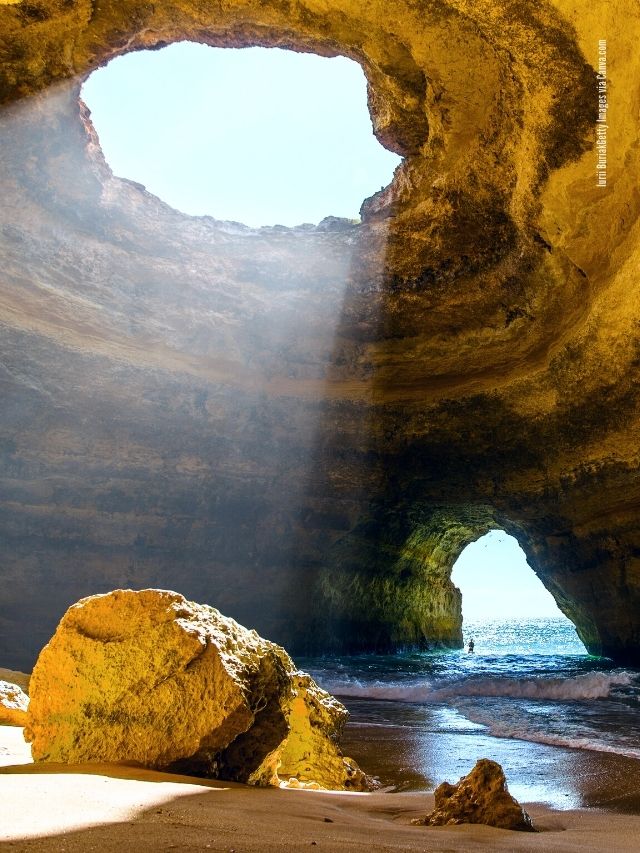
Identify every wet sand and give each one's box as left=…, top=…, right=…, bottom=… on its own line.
left=340, top=698, right=640, bottom=812
left=3, top=724, right=640, bottom=852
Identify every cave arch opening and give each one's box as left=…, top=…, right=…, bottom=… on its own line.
left=80, top=42, right=402, bottom=228
left=451, top=530, right=586, bottom=655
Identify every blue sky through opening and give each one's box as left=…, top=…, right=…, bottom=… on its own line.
left=451, top=530, right=567, bottom=620
left=81, top=43, right=402, bottom=227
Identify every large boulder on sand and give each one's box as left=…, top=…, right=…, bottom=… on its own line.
left=0, top=679, right=29, bottom=726
left=413, top=759, right=534, bottom=831
left=24, top=589, right=370, bottom=790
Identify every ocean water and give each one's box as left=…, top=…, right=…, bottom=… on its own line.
left=297, top=618, right=640, bottom=808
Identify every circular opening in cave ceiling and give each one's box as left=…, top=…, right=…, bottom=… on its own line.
left=81, top=42, right=402, bottom=228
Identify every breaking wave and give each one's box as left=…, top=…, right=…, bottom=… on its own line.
left=320, top=670, right=635, bottom=703
left=458, top=704, right=640, bottom=760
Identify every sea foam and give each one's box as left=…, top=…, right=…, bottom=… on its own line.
left=321, top=670, right=635, bottom=703
left=458, top=702, right=640, bottom=760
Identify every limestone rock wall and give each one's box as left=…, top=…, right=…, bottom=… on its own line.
left=1, top=0, right=640, bottom=665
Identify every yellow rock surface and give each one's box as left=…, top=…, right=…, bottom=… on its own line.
left=24, top=589, right=369, bottom=789
left=413, top=758, right=534, bottom=831
left=279, top=672, right=367, bottom=790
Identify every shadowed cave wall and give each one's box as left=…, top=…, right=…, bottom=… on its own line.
left=1, top=0, right=640, bottom=668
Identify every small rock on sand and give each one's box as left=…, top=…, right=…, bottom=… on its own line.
left=412, top=758, right=534, bottom=831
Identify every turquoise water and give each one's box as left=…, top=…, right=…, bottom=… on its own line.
left=297, top=618, right=640, bottom=806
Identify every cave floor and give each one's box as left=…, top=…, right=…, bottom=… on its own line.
left=2, top=726, right=640, bottom=852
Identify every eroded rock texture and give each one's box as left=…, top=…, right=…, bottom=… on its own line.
left=412, top=759, right=534, bottom=831
left=0, top=1, right=639, bottom=665
left=25, top=588, right=369, bottom=789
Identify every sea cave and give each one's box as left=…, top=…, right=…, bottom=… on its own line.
left=3, top=0, right=640, bottom=847
left=0, top=0, right=639, bottom=672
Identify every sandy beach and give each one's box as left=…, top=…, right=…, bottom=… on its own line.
left=340, top=698, right=640, bottom=812
left=3, top=725, right=640, bottom=853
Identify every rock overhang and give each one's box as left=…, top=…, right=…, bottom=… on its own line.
left=0, top=0, right=639, bottom=664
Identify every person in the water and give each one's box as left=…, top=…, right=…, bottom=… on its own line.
left=467, top=638, right=475, bottom=653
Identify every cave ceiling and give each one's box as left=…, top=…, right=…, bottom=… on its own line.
left=0, top=0, right=640, bottom=666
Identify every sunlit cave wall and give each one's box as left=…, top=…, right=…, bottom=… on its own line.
left=1, top=0, right=640, bottom=667
left=0, top=81, right=372, bottom=665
